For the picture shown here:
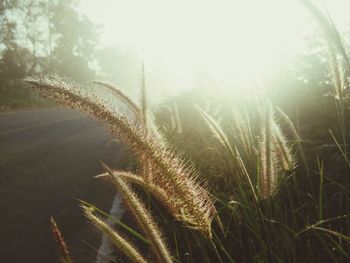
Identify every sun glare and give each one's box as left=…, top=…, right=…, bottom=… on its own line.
left=80, top=0, right=350, bottom=94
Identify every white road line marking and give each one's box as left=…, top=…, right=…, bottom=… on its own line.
left=0, top=116, right=83, bottom=136
left=95, top=194, right=124, bottom=263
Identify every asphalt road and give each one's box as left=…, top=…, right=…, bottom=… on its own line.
left=0, top=107, right=128, bottom=263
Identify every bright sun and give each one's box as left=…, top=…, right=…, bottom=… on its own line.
left=80, top=0, right=350, bottom=94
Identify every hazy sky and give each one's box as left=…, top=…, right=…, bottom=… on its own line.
left=79, top=0, right=350, bottom=93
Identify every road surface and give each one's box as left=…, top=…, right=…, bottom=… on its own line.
left=0, top=108, right=128, bottom=263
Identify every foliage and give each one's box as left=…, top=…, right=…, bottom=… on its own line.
left=0, top=0, right=99, bottom=110
left=17, top=0, right=350, bottom=262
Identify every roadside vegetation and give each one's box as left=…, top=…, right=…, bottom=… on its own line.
left=15, top=0, right=350, bottom=262
left=0, top=0, right=139, bottom=111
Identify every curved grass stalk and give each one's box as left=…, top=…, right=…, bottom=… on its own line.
left=299, top=0, right=350, bottom=70
left=78, top=199, right=149, bottom=245
left=93, top=80, right=141, bottom=119
left=83, top=205, right=148, bottom=263
left=196, top=105, right=236, bottom=161
left=276, top=108, right=308, bottom=164
left=258, top=104, right=277, bottom=199
left=24, top=76, right=214, bottom=239
left=140, top=62, right=147, bottom=128
left=50, top=217, right=74, bottom=263
left=231, top=106, right=255, bottom=158
left=196, top=105, right=259, bottom=201
left=101, top=163, right=173, bottom=263
left=272, top=121, right=294, bottom=171
left=99, top=170, right=221, bottom=234
left=328, top=45, right=348, bottom=161
left=139, top=63, right=152, bottom=182
left=96, top=171, right=180, bottom=220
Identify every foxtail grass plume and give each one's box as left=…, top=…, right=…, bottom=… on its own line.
left=96, top=170, right=180, bottom=220
left=24, top=76, right=215, bottom=238
left=101, top=163, right=173, bottom=263
left=272, top=121, right=294, bottom=171
left=50, top=217, right=74, bottom=263
left=258, top=104, right=295, bottom=199
left=93, top=80, right=141, bottom=120
left=82, top=205, right=148, bottom=263
left=258, top=104, right=277, bottom=198
left=140, top=62, right=148, bottom=129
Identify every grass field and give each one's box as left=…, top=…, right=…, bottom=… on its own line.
left=5, top=0, right=350, bottom=262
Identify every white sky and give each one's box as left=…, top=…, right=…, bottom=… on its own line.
left=79, top=0, right=350, bottom=93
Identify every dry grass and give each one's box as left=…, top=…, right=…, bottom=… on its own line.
left=24, top=75, right=215, bottom=262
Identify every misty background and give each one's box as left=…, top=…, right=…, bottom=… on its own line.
left=1, top=0, right=350, bottom=110
left=0, top=0, right=144, bottom=110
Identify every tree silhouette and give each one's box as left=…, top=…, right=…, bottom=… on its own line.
left=0, top=0, right=99, bottom=108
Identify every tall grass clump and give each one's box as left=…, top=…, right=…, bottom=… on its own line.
left=24, top=73, right=215, bottom=262
left=24, top=1, right=350, bottom=262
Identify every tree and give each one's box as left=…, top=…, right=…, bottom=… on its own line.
left=49, top=0, right=99, bottom=81
left=19, top=0, right=50, bottom=74
left=0, top=0, right=100, bottom=108
left=0, top=0, right=18, bottom=50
